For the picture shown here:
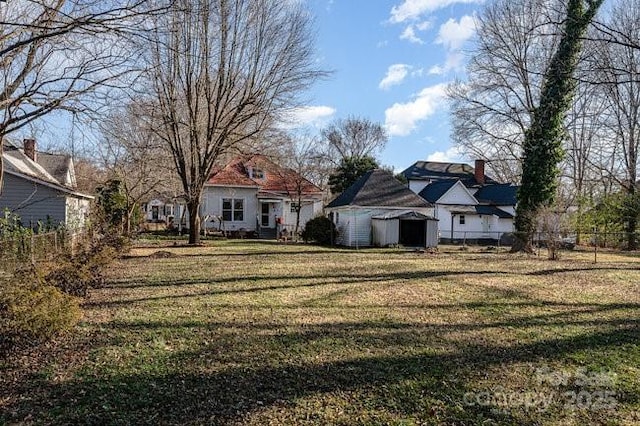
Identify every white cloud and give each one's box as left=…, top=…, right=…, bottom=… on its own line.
left=399, top=20, right=431, bottom=44
left=428, top=64, right=444, bottom=75
left=281, top=105, right=336, bottom=128
left=435, top=51, right=465, bottom=74
left=428, top=15, right=476, bottom=75
left=390, top=0, right=484, bottom=23
left=436, top=15, right=477, bottom=50
left=427, top=146, right=465, bottom=162
left=400, top=25, right=424, bottom=44
left=379, top=64, right=412, bottom=90
left=384, top=83, right=448, bottom=136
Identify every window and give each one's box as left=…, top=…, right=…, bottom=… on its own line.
left=290, top=202, right=300, bottom=213
left=222, top=198, right=244, bottom=222
left=459, top=215, right=465, bottom=225
left=233, top=199, right=244, bottom=221
left=252, top=168, right=264, bottom=179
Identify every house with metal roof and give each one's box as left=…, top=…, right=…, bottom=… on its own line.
left=326, top=169, right=438, bottom=248
left=1, top=139, right=93, bottom=229
left=401, top=159, right=517, bottom=243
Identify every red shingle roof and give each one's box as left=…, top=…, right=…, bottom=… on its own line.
left=207, top=155, right=322, bottom=195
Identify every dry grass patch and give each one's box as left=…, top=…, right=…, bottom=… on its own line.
left=1, top=240, right=638, bottom=425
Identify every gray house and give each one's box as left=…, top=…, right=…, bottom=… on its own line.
left=326, top=169, right=438, bottom=248
left=1, top=139, right=93, bottom=229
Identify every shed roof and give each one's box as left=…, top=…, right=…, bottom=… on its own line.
left=327, top=169, right=432, bottom=209
left=371, top=210, right=437, bottom=221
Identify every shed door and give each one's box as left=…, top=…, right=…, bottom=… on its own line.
left=399, top=220, right=426, bottom=247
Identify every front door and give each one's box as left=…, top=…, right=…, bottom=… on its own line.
left=152, top=206, right=159, bottom=221
left=261, top=203, right=270, bottom=227
left=482, top=216, right=491, bottom=235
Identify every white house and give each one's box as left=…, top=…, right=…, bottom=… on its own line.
left=1, top=139, right=93, bottom=229
left=202, top=155, right=323, bottom=238
left=326, top=169, right=438, bottom=248
left=402, top=160, right=517, bottom=243
left=141, top=197, right=176, bottom=223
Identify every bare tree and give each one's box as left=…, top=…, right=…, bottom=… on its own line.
left=319, top=116, right=388, bottom=167
left=449, top=0, right=565, bottom=182
left=272, top=134, right=321, bottom=239
left=96, top=103, right=179, bottom=234
left=591, top=0, right=640, bottom=249
left=144, top=0, right=325, bottom=244
left=0, top=0, right=165, bottom=194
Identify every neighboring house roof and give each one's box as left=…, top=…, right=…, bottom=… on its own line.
left=418, top=179, right=517, bottom=215
left=474, top=183, right=518, bottom=206
left=418, top=180, right=457, bottom=203
left=2, top=140, right=92, bottom=199
left=401, top=160, right=497, bottom=184
left=327, top=169, right=432, bottom=209
left=37, top=152, right=75, bottom=187
left=474, top=205, right=514, bottom=218
left=207, top=155, right=322, bottom=196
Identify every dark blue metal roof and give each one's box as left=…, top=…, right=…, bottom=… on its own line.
left=474, top=205, right=514, bottom=218
left=418, top=180, right=457, bottom=203
left=474, top=184, right=518, bottom=206
left=401, top=161, right=497, bottom=184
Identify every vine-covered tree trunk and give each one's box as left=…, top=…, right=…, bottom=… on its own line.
left=512, top=0, right=604, bottom=252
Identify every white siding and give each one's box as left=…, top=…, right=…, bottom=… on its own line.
left=202, top=186, right=259, bottom=231
left=409, top=180, right=429, bottom=194
left=65, top=197, right=90, bottom=229
left=372, top=218, right=397, bottom=246
left=438, top=182, right=478, bottom=205
left=331, top=207, right=433, bottom=247
left=282, top=198, right=322, bottom=230
left=434, top=205, right=513, bottom=240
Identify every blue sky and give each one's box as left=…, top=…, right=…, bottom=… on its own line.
left=290, top=0, right=485, bottom=171
left=27, top=0, right=484, bottom=171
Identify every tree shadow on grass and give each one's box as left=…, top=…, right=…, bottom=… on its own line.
left=3, top=313, right=638, bottom=425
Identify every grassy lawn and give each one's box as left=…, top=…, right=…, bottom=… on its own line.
left=2, top=240, right=639, bottom=425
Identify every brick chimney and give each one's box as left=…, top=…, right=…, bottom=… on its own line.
left=23, top=138, right=36, bottom=162
left=474, top=159, right=485, bottom=185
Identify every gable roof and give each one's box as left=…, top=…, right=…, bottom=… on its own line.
left=418, top=180, right=457, bottom=203
left=327, top=169, right=432, bottom=209
left=2, top=141, right=92, bottom=199
left=207, top=155, right=322, bottom=195
left=474, top=183, right=518, bottom=205
left=401, top=160, right=497, bottom=184
left=36, top=152, right=75, bottom=187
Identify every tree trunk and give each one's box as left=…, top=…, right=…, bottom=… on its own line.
left=625, top=185, right=637, bottom=250
left=511, top=210, right=535, bottom=253
left=187, top=199, right=201, bottom=245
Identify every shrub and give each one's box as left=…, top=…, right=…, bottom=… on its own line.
left=45, top=240, right=119, bottom=297
left=0, top=268, right=81, bottom=349
left=301, top=216, right=338, bottom=245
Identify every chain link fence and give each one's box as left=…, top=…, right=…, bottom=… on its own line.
left=0, top=230, right=91, bottom=272
left=438, top=230, right=640, bottom=260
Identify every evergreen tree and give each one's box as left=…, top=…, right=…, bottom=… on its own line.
left=328, top=156, right=379, bottom=195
